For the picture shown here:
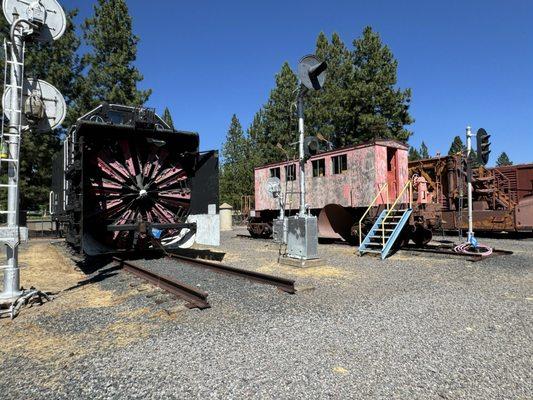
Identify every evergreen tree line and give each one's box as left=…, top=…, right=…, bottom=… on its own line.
left=0, top=0, right=153, bottom=212
left=408, top=135, right=513, bottom=167
left=221, top=27, right=414, bottom=208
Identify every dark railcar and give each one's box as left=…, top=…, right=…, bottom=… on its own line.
left=51, top=104, right=219, bottom=255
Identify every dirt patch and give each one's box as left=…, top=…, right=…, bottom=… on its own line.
left=0, top=240, right=160, bottom=364
left=257, top=261, right=350, bottom=279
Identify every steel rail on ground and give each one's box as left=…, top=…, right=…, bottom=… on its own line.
left=166, top=253, right=296, bottom=294
left=113, top=257, right=210, bottom=309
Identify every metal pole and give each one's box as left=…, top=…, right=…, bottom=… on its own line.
left=297, top=90, right=306, bottom=217
left=466, top=126, right=474, bottom=242
left=0, top=18, right=23, bottom=300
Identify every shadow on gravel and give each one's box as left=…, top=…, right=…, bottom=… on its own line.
left=64, top=265, right=122, bottom=292
left=168, top=248, right=226, bottom=262
left=75, top=255, right=114, bottom=275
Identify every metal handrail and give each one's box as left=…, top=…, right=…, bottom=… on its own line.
left=492, top=168, right=516, bottom=205
left=381, top=180, right=413, bottom=246
left=359, top=183, right=389, bottom=247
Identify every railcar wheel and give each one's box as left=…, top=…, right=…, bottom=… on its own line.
left=411, top=225, right=433, bottom=247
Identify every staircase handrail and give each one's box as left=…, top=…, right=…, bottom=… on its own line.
left=359, top=183, right=389, bottom=247
left=492, top=167, right=515, bottom=205
left=381, top=180, right=413, bottom=246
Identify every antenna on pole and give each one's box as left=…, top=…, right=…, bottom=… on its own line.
left=0, top=0, right=66, bottom=318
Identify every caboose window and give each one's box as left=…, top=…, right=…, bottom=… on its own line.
left=285, top=164, right=296, bottom=181
left=270, top=167, right=280, bottom=179
left=332, top=154, right=347, bottom=174
left=312, top=159, right=325, bottom=177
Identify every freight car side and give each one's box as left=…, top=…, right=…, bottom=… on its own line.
left=249, top=139, right=410, bottom=242
left=408, top=156, right=533, bottom=234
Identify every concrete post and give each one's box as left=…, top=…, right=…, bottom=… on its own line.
left=220, top=203, right=233, bottom=231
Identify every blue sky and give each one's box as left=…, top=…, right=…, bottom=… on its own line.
left=65, top=0, right=532, bottom=165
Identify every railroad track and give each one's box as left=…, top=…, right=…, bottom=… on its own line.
left=113, top=254, right=296, bottom=310
left=113, top=257, right=210, bottom=309
left=166, top=253, right=296, bottom=294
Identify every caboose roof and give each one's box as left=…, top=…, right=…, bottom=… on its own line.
left=255, top=138, right=408, bottom=170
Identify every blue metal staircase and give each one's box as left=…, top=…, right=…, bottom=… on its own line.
left=358, top=208, right=412, bottom=259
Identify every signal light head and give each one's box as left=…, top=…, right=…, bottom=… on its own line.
left=298, top=55, right=328, bottom=91
left=304, top=136, right=320, bottom=160
left=476, top=128, right=491, bottom=165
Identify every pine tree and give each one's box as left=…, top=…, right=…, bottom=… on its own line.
left=448, top=136, right=466, bottom=155
left=162, top=107, right=174, bottom=129
left=74, top=0, right=151, bottom=116
left=0, top=10, right=81, bottom=211
left=347, top=26, right=413, bottom=143
left=306, top=32, right=352, bottom=147
left=247, top=109, right=267, bottom=167
left=220, top=115, right=254, bottom=208
left=419, top=142, right=430, bottom=159
left=496, top=152, right=513, bottom=166
left=258, top=62, right=299, bottom=163
left=408, top=147, right=421, bottom=161
left=247, top=27, right=413, bottom=167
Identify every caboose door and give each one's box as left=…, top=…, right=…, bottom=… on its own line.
left=387, top=148, right=398, bottom=201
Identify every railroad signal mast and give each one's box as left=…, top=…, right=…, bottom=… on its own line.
left=0, top=0, right=67, bottom=318
left=284, top=55, right=327, bottom=261
left=465, top=126, right=491, bottom=245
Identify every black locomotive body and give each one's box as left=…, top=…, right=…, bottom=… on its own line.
left=51, top=104, right=219, bottom=256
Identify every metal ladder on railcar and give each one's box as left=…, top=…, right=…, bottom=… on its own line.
left=359, top=180, right=413, bottom=260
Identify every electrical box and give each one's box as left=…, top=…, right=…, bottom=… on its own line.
left=287, top=216, right=318, bottom=260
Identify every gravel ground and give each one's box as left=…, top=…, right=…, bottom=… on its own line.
left=1, top=229, right=532, bottom=399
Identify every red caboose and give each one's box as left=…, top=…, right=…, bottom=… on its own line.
left=249, top=139, right=409, bottom=241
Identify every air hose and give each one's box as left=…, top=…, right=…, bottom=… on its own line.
left=454, top=242, right=493, bottom=256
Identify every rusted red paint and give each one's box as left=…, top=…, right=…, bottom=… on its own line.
left=409, top=155, right=533, bottom=233
left=254, top=140, right=409, bottom=212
